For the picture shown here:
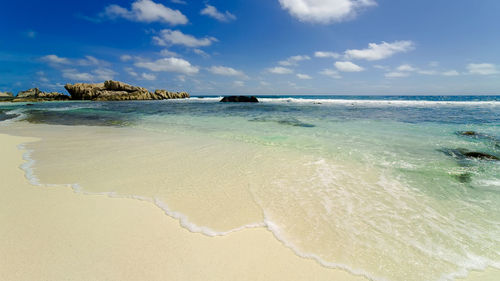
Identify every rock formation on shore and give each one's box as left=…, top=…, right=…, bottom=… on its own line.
left=14, top=88, right=70, bottom=102
left=0, top=91, right=13, bottom=98
left=220, top=96, right=259, bottom=103
left=65, top=80, right=189, bottom=101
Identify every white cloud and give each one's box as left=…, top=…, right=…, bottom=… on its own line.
left=193, top=48, right=210, bottom=58
left=200, top=4, right=236, bottom=22
left=396, top=64, right=417, bottom=72
left=418, top=70, right=437, bottom=75
left=208, top=66, right=245, bottom=76
left=62, top=69, right=94, bottom=81
left=279, top=55, right=311, bottom=66
left=278, top=0, right=377, bottom=24
left=467, top=63, right=499, bottom=75
left=319, top=69, right=341, bottom=79
left=160, top=49, right=180, bottom=57
left=153, top=29, right=217, bottom=48
left=42, top=54, right=106, bottom=66
left=297, top=73, right=312, bottom=79
left=102, top=0, right=188, bottom=25
left=77, top=56, right=102, bottom=66
left=314, top=51, right=341, bottom=59
left=233, top=81, right=245, bottom=87
left=334, top=61, right=364, bottom=72
left=171, top=0, right=187, bottom=4
left=135, top=57, right=199, bottom=75
left=94, top=68, right=116, bottom=80
left=385, top=72, right=409, bottom=78
left=268, top=66, right=293, bottom=74
left=125, top=67, right=139, bottom=77
left=345, top=40, right=414, bottom=61
left=442, top=70, right=460, bottom=76
left=141, top=73, right=157, bottom=80
left=120, top=55, right=133, bottom=62
left=41, top=54, right=70, bottom=65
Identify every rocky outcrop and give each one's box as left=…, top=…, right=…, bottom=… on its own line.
left=440, top=148, right=499, bottom=161
left=14, top=88, right=69, bottom=102
left=65, top=80, right=190, bottom=101
left=220, top=96, right=259, bottom=103
left=0, top=91, right=13, bottom=97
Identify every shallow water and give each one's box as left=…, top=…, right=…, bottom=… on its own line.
left=1, top=96, right=499, bottom=281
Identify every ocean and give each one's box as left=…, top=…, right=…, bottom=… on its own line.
left=1, top=95, right=499, bottom=281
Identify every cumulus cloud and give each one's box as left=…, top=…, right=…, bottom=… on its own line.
left=385, top=72, right=409, bottom=78
left=120, top=55, right=133, bottom=62
left=396, top=64, right=417, bottom=72
left=125, top=67, right=139, bottom=77
left=334, top=61, right=364, bottom=72
left=319, top=69, right=341, bottom=79
left=208, top=66, right=245, bottom=76
left=233, top=81, right=245, bottom=87
left=314, top=51, right=341, bottom=59
left=442, top=70, right=460, bottom=76
left=345, top=41, right=414, bottom=61
left=193, top=48, right=210, bottom=58
left=268, top=66, right=294, bottom=74
left=201, top=4, right=236, bottom=22
left=297, top=73, right=312, bottom=79
left=62, top=69, right=94, bottom=81
left=467, top=63, right=499, bottom=75
left=153, top=29, right=217, bottom=48
left=135, top=57, right=199, bottom=75
left=41, top=54, right=70, bottom=65
left=141, top=73, right=157, bottom=80
left=42, top=54, right=107, bottom=67
left=93, top=68, right=117, bottom=80
left=278, top=0, right=377, bottom=24
left=102, top=0, right=188, bottom=25
left=279, top=55, right=311, bottom=66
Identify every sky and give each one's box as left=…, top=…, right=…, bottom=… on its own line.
left=1, top=0, right=500, bottom=95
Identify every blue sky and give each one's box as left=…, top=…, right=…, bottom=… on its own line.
left=1, top=0, right=499, bottom=95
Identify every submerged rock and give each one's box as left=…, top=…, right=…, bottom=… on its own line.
left=65, top=80, right=190, bottom=101
left=220, top=96, right=259, bottom=103
left=439, top=148, right=499, bottom=161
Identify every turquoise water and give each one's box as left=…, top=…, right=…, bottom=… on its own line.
left=1, top=96, right=500, bottom=280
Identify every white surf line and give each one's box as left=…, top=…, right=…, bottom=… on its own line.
left=16, top=139, right=497, bottom=281
left=16, top=140, right=267, bottom=238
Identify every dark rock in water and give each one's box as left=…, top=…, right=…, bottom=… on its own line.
left=64, top=80, right=189, bottom=101
left=454, top=173, right=473, bottom=183
left=250, top=117, right=315, bottom=128
left=277, top=119, right=315, bottom=128
left=24, top=109, right=131, bottom=127
left=439, top=148, right=499, bottom=161
left=463, top=151, right=499, bottom=160
left=26, top=103, right=34, bottom=106
left=220, top=96, right=259, bottom=103
left=458, top=131, right=478, bottom=136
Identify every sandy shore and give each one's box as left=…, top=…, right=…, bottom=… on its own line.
left=0, top=133, right=367, bottom=281
left=1, top=132, right=499, bottom=281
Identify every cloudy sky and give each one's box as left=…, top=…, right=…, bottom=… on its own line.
left=1, top=0, right=499, bottom=95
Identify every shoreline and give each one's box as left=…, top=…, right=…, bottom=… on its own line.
left=1, top=119, right=499, bottom=280
left=0, top=132, right=368, bottom=281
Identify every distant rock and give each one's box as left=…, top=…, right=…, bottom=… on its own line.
left=64, top=80, right=190, bottom=101
left=17, top=88, right=41, bottom=98
left=14, top=88, right=69, bottom=102
left=220, top=96, right=259, bottom=103
left=0, top=91, right=13, bottom=97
